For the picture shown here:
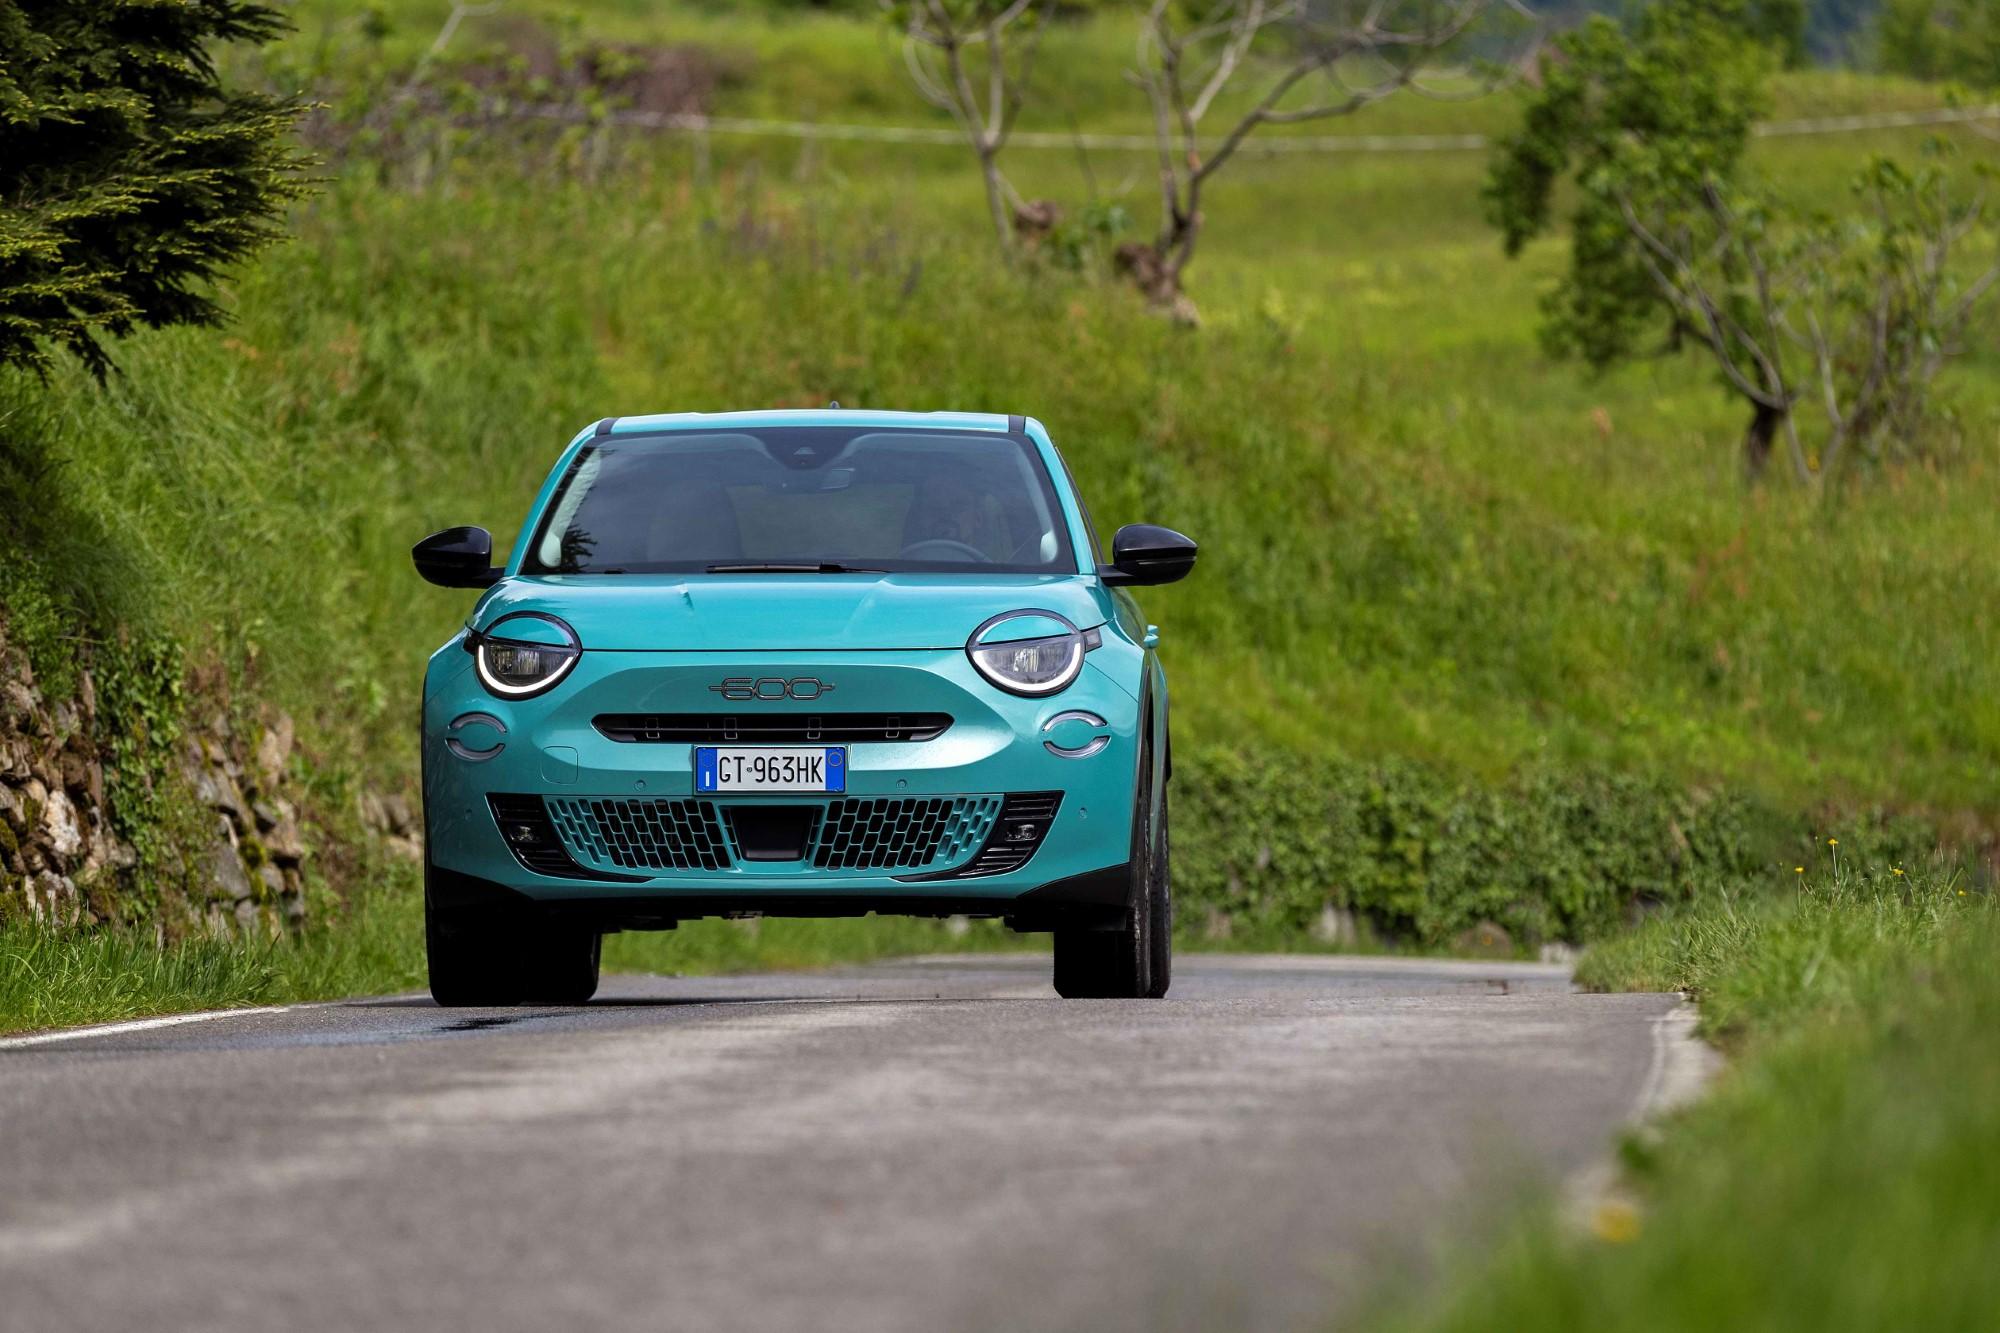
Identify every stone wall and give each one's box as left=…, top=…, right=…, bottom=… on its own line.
left=0, top=624, right=325, bottom=935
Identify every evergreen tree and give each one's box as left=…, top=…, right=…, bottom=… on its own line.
left=0, top=1, right=310, bottom=380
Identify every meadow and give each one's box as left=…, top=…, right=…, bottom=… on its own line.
left=3, top=2, right=1997, bottom=971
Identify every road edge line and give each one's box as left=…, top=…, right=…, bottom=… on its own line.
left=0, top=1005, right=302, bottom=1051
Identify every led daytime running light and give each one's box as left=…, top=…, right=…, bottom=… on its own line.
left=472, top=613, right=581, bottom=699
left=965, top=610, right=1098, bottom=697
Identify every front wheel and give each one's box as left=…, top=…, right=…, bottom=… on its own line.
left=426, top=888, right=601, bottom=1007
left=1053, top=744, right=1170, bottom=999
left=522, top=927, right=602, bottom=1005
left=1144, top=789, right=1172, bottom=998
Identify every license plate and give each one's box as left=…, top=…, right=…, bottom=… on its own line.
left=694, top=747, right=846, bottom=793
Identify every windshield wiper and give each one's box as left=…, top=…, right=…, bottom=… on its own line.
left=704, top=562, right=886, bottom=574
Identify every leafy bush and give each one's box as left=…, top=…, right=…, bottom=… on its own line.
left=1173, top=747, right=1953, bottom=948
left=1175, top=746, right=1763, bottom=946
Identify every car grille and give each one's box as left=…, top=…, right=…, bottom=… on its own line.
left=534, top=794, right=1004, bottom=876
left=813, top=796, right=1001, bottom=871
left=544, top=797, right=733, bottom=873
left=593, top=713, right=952, bottom=744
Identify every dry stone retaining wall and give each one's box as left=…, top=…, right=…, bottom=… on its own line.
left=0, top=623, right=341, bottom=936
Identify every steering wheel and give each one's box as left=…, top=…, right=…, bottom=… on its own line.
left=898, top=538, right=991, bottom=563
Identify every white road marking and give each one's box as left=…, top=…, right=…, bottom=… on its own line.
left=1631, top=1001, right=1721, bottom=1120
left=0, top=1005, right=301, bottom=1050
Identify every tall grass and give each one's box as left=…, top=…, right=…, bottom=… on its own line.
left=0, top=888, right=426, bottom=1033
left=0, top=893, right=1021, bottom=1034
left=1378, top=864, right=2000, bottom=1332
left=10, top=141, right=1996, bottom=812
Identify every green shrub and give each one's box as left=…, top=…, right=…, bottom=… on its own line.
left=1174, top=746, right=1773, bottom=946
left=1171, top=747, right=1965, bottom=948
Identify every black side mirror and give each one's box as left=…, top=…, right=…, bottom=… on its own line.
left=1100, top=524, right=1197, bottom=587
left=413, top=526, right=502, bottom=589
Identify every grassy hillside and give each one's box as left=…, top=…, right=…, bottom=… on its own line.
left=4, top=4, right=1997, bottom=965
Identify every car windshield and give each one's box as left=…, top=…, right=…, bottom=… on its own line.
left=522, top=427, right=1076, bottom=575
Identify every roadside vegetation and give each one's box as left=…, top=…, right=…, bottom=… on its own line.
left=1, top=0, right=1997, bottom=1025
left=1376, top=852, right=2000, bottom=1331
left=0, top=862, right=1019, bottom=1031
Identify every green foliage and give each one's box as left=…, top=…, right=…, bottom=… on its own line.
left=1877, top=0, right=2000, bottom=87
left=0, top=875, right=426, bottom=1033
left=0, top=872, right=1016, bottom=1033
left=2, top=6, right=1998, bottom=991
left=1748, top=0, right=1811, bottom=67
left=1174, top=745, right=1786, bottom=947
left=1042, top=199, right=1131, bottom=271
left=0, top=0, right=312, bottom=380
left=1485, top=1, right=1772, bottom=369
left=1607, top=143, right=1999, bottom=479
left=1578, top=854, right=1982, bottom=1038
left=1802, top=149, right=2000, bottom=467
left=0, top=558, right=82, bottom=701
left=92, top=631, right=188, bottom=899
left=1389, top=863, right=2000, bottom=1333
left=1488, top=4, right=1996, bottom=481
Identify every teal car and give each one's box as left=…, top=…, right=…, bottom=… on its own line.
left=413, top=410, right=1196, bottom=1004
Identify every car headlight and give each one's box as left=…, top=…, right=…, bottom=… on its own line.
left=966, top=611, right=1102, bottom=697
left=469, top=612, right=581, bottom=699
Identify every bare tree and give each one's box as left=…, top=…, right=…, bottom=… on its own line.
left=888, top=1, right=1049, bottom=257
left=1128, top=0, right=1516, bottom=318
left=1618, top=184, right=1811, bottom=480
left=1618, top=157, right=2000, bottom=487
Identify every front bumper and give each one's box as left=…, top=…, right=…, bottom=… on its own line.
left=422, top=641, right=1138, bottom=918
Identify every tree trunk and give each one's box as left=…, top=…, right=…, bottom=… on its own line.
left=1742, top=402, right=1785, bottom=481
left=1115, top=211, right=1201, bottom=325
left=978, top=150, right=1013, bottom=259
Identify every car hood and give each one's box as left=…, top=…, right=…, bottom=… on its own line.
left=471, top=573, right=1108, bottom=651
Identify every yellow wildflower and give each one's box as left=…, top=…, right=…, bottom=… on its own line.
left=1795, top=866, right=1804, bottom=874
left=1828, top=838, right=1839, bottom=846
left=1591, top=1200, right=1643, bottom=1245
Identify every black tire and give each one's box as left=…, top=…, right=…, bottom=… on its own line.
left=1052, top=914, right=1146, bottom=998
left=425, top=884, right=523, bottom=1007
left=1144, top=788, right=1172, bottom=999
left=426, top=888, right=602, bottom=1007
left=521, top=926, right=602, bottom=1005
left=1053, top=738, right=1162, bottom=999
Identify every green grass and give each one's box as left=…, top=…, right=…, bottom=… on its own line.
left=0, top=884, right=1023, bottom=1035
left=0, top=886, right=427, bottom=1035
left=5, top=5, right=2000, bottom=1011
left=13, top=138, right=1998, bottom=808
left=1372, top=862, right=2000, bottom=1332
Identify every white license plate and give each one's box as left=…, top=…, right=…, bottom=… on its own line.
left=694, top=747, right=847, bottom=793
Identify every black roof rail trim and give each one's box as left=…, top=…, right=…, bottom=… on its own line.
left=593, top=416, right=619, bottom=436
left=1007, top=413, right=1026, bottom=434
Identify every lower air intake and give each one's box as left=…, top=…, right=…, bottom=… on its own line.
left=545, top=797, right=733, bottom=873
left=813, top=796, right=1001, bottom=872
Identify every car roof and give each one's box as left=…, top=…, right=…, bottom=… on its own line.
left=594, top=408, right=1022, bottom=436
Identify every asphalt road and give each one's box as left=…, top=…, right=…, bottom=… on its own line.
left=0, top=954, right=1688, bottom=1333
